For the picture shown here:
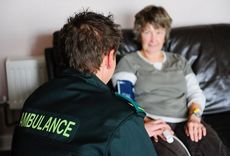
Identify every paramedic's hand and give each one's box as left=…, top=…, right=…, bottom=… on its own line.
left=185, top=115, right=207, bottom=142
left=144, top=117, right=173, bottom=142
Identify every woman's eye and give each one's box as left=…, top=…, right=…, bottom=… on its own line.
left=143, top=31, right=151, bottom=34
left=156, top=31, right=162, bottom=34
left=157, top=30, right=165, bottom=35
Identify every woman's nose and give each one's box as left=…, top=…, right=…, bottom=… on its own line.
left=150, top=32, right=156, bottom=42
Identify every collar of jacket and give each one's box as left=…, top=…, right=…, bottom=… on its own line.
left=61, top=68, right=111, bottom=92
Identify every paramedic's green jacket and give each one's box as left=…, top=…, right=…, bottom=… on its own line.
left=12, top=69, right=157, bottom=156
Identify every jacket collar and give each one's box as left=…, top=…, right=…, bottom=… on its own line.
left=61, top=68, right=110, bottom=92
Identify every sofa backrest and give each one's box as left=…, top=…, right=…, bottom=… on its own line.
left=45, top=24, right=230, bottom=114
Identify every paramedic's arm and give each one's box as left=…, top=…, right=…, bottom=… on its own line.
left=108, top=114, right=157, bottom=156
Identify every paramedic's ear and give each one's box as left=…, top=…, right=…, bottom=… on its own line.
left=97, top=49, right=116, bottom=84
left=107, top=49, right=116, bottom=68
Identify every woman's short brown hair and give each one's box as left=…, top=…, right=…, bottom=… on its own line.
left=134, top=5, right=172, bottom=43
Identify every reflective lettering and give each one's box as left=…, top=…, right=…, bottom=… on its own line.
left=63, top=121, right=76, bottom=137
left=18, top=111, right=78, bottom=139
left=49, top=118, right=61, bottom=133
left=57, top=120, right=68, bottom=134
left=42, top=117, right=53, bottom=131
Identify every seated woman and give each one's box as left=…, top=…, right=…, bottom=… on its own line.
left=112, top=5, right=229, bottom=156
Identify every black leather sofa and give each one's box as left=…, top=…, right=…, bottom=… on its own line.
left=45, top=24, right=230, bottom=147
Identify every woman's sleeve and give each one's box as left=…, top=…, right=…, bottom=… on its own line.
left=184, top=59, right=206, bottom=112
left=112, top=55, right=137, bottom=87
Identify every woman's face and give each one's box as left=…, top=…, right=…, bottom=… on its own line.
left=141, top=23, right=166, bottom=54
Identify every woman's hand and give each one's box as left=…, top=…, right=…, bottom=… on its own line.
left=144, top=117, right=173, bottom=142
left=185, top=115, right=207, bottom=142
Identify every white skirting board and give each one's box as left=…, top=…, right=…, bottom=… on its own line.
left=5, top=56, right=47, bottom=109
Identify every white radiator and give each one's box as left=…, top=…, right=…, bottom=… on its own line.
left=6, top=56, right=47, bottom=109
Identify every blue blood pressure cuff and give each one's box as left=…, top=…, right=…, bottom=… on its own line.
left=115, top=80, right=145, bottom=114
left=116, top=80, right=135, bottom=100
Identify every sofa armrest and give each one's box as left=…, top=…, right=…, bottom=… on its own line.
left=203, top=111, right=230, bottom=147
